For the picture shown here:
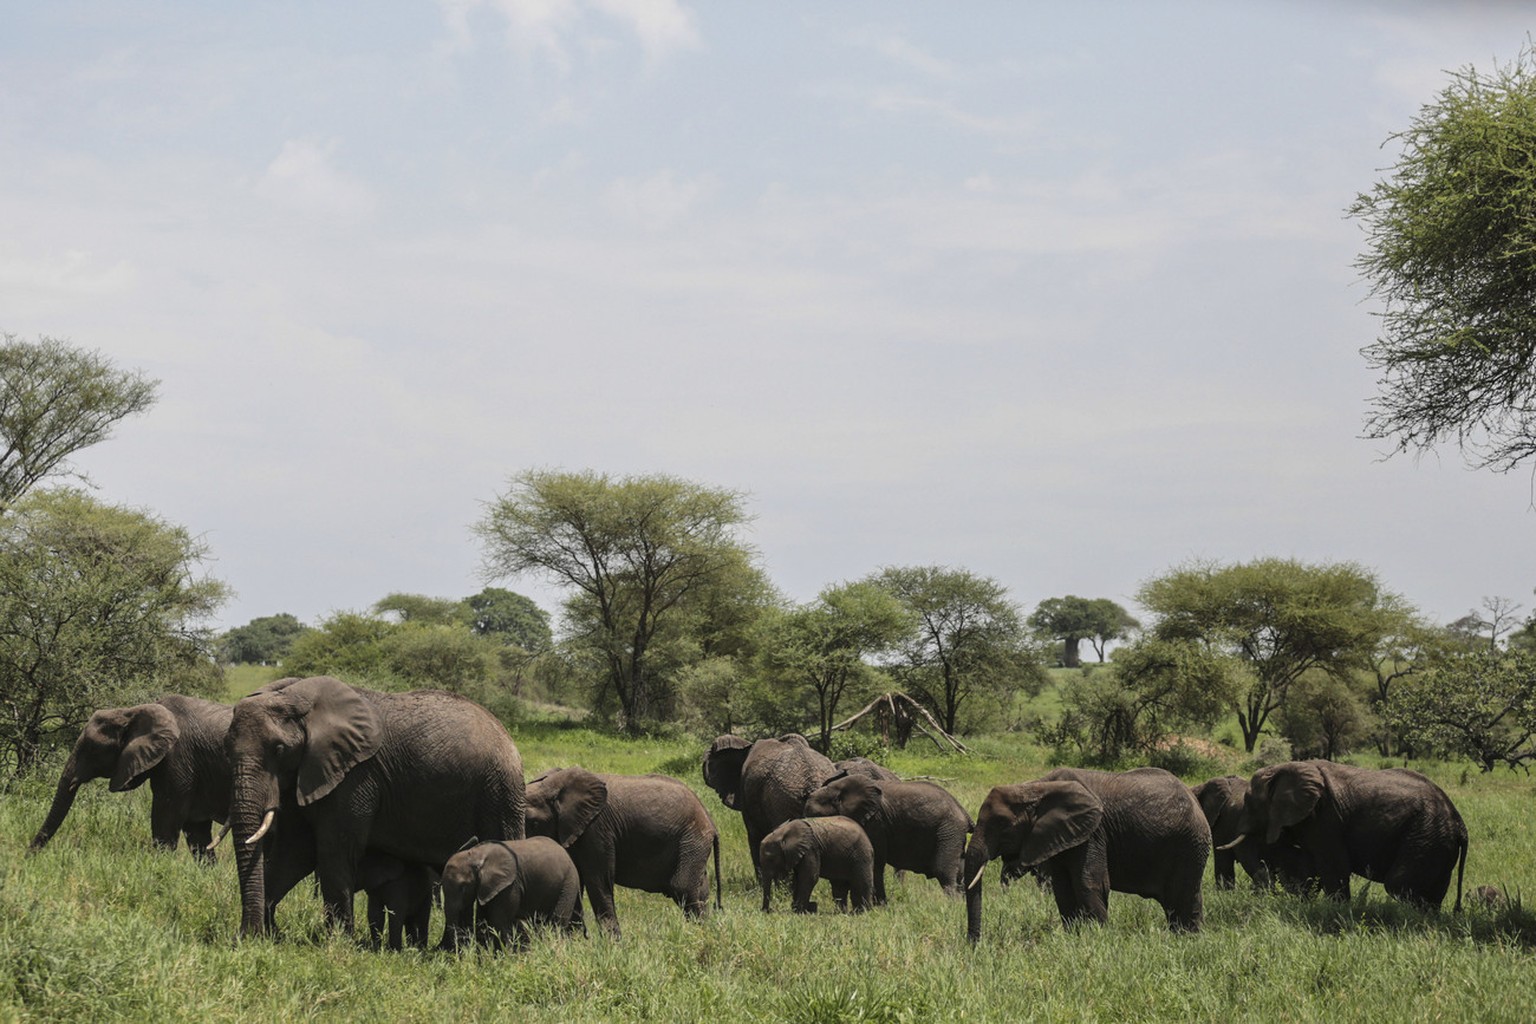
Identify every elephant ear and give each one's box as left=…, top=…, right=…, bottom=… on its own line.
left=843, top=778, right=882, bottom=825
left=702, top=737, right=751, bottom=809
left=1265, top=762, right=1325, bottom=846
left=1018, top=782, right=1103, bottom=868
left=291, top=676, right=383, bottom=806
left=109, top=703, right=180, bottom=792
left=553, top=768, right=608, bottom=847
left=476, top=845, right=520, bottom=905
left=781, top=822, right=814, bottom=868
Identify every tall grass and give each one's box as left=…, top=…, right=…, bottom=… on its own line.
left=4, top=724, right=1536, bottom=1022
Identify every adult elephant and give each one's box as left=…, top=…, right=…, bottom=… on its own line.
left=525, top=766, right=720, bottom=938
left=1192, top=775, right=1315, bottom=891
left=833, top=757, right=900, bottom=782
left=30, top=695, right=233, bottom=862
left=964, top=767, right=1209, bottom=940
left=702, top=733, right=836, bottom=903
left=1226, top=759, right=1468, bottom=911
left=803, top=772, right=970, bottom=901
left=227, top=676, right=525, bottom=938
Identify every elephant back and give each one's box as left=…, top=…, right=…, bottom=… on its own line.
left=741, top=737, right=836, bottom=835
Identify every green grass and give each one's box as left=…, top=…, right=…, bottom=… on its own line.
left=4, top=722, right=1536, bottom=1023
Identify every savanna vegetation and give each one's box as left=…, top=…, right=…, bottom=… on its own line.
left=11, top=43, right=1536, bottom=1023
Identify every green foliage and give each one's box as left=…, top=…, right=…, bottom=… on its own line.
left=0, top=334, right=158, bottom=508
left=1351, top=46, right=1536, bottom=470
left=868, top=565, right=1041, bottom=735
left=1278, top=671, right=1373, bottom=760
left=465, top=586, right=553, bottom=652
left=1138, top=557, right=1416, bottom=752
left=1389, top=645, right=1536, bottom=772
left=1028, top=595, right=1140, bottom=667
left=371, top=592, right=465, bottom=625
left=281, top=612, right=506, bottom=700
left=756, top=582, right=912, bottom=749
left=476, top=469, right=761, bottom=731
left=282, top=612, right=396, bottom=682
left=0, top=489, right=228, bottom=778
left=217, top=613, right=309, bottom=665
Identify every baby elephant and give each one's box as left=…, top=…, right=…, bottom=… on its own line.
left=759, top=816, right=874, bottom=914
left=439, top=837, right=584, bottom=951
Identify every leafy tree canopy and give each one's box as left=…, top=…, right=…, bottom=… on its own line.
left=465, top=587, right=553, bottom=652
left=1028, top=595, right=1139, bottom=667
left=217, top=613, right=309, bottom=665
left=0, top=334, right=158, bottom=509
left=869, top=565, right=1039, bottom=734
left=1389, top=645, right=1536, bottom=772
left=1351, top=47, right=1536, bottom=470
left=0, top=489, right=227, bottom=777
left=475, top=469, right=757, bottom=731
left=372, top=593, right=464, bottom=626
left=1137, top=558, right=1415, bottom=752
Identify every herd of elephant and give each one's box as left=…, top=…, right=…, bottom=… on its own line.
left=26, top=679, right=1471, bottom=949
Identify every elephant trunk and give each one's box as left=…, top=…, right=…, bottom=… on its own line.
left=963, top=835, right=989, bottom=944
left=29, top=753, right=85, bottom=852
left=231, top=767, right=277, bottom=938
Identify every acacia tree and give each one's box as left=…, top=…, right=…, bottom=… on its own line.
left=475, top=469, right=756, bottom=732
left=0, top=334, right=158, bottom=509
left=1028, top=595, right=1139, bottom=667
left=0, top=489, right=227, bottom=777
left=1351, top=48, right=1536, bottom=470
left=869, top=565, right=1037, bottom=734
left=756, top=581, right=912, bottom=750
left=1138, top=558, right=1415, bottom=752
left=1388, top=646, right=1536, bottom=772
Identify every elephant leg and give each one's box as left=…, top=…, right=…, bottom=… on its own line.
left=872, top=857, right=888, bottom=906
left=148, top=790, right=182, bottom=852
left=183, top=819, right=215, bottom=866
left=1212, top=849, right=1236, bottom=890
left=364, top=893, right=386, bottom=949
left=671, top=842, right=711, bottom=919
left=792, top=856, right=819, bottom=914
left=261, top=831, right=317, bottom=936
left=585, top=877, right=622, bottom=939
left=314, top=836, right=362, bottom=934
left=830, top=880, right=849, bottom=912
left=851, top=866, right=874, bottom=912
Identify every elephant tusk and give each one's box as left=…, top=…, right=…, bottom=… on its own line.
left=1216, top=834, right=1247, bottom=851
left=967, top=864, right=986, bottom=890
left=245, top=809, right=275, bottom=846
left=207, top=823, right=232, bottom=851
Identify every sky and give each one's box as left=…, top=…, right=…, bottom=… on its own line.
left=3, top=1, right=1535, bottom=633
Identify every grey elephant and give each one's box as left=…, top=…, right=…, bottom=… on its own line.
left=1191, top=775, right=1314, bottom=892
left=964, top=767, right=1210, bottom=939
left=803, top=772, right=970, bottom=901
left=703, top=733, right=836, bottom=906
left=30, top=695, right=233, bottom=862
left=439, top=837, right=584, bottom=950
left=356, top=850, right=437, bottom=950
left=226, top=676, right=525, bottom=938
left=1226, top=759, right=1468, bottom=911
left=833, top=757, right=901, bottom=782
left=525, top=766, right=721, bottom=938
left=759, top=816, right=874, bottom=913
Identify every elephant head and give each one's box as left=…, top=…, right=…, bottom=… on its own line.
left=758, top=819, right=814, bottom=884
left=803, top=773, right=881, bottom=827
left=1238, top=761, right=1328, bottom=847
left=227, top=676, right=382, bottom=936
left=526, top=767, right=608, bottom=848
left=963, top=781, right=1103, bottom=942
left=439, top=843, right=523, bottom=950
left=30, top=702, right=180, bottom=851
left=702, top=735, right=752, bottom=810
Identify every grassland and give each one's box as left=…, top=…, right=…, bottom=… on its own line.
left=3, top=676, right=1536, bottom=1022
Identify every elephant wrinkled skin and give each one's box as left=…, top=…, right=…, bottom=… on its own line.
left=226, top=676, right=525, bottom=938
left=1192, top=775, right=1314, bottom=892
left=759, top=816, right=874, bottom=914
left=965, top=767, right=1209, bottom=939
left=525, top=766, right=720, bottom=938
left=803, top=772, right=970, bottom=901
left=1232, top=759, right=1468, bottom=911
left=30, top=695, right=233, bottom=862
left=439, top=837, right=584, bottom=950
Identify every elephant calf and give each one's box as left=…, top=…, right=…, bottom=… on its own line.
left=439, top=837, right=584, bottom=951
left=1192, top=775, right=1314, bottom=893
left=526, top=767, right=720, bottom=939
left=804, top=772, right=971, bottom=902
left=759, top=816, right=875, bottom=914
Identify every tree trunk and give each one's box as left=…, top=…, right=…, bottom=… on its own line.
left=1062, top=636, right=1081, bottom=669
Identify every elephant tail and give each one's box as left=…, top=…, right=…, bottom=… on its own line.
left=713, top=832, right=723, bottom=911
left=1453, top=833, right=1468, bottom=914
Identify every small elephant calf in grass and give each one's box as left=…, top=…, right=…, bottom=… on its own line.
left=439, top=837, right=585, bottom=951
left=759, top=817, right=874, bottom=914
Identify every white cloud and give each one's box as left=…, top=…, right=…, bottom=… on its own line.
left=438, top=0, right=698, bottom=70
left=254, top=140, right=377, bottom=222
left=604, top=170, right=713, bottom=229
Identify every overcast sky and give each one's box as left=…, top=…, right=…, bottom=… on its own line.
left=4, top=2, right=1535, bottom=632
